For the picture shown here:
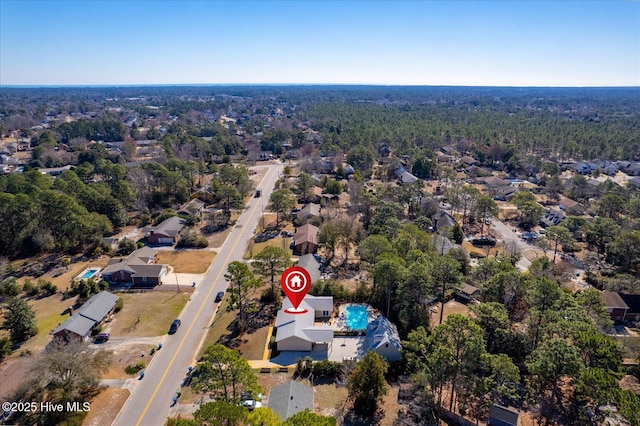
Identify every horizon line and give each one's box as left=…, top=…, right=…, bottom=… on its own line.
left=1, top=83, right=639, bottom=90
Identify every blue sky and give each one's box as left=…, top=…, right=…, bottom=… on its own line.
left=1, top=1, right=638, bottom=86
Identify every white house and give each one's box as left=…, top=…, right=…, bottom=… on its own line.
left=362, top=315, right=402, bottom=362
left=275, top=295, right=333, bottom=352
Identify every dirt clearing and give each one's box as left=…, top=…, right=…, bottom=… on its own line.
left=103, top=343, right=158, bottom=379
left=83, top=388, right=130, bottom=426
left=430, top=300, right=474, bottom=327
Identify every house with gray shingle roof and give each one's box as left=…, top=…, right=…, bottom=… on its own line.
left=488, top=404, right=519, bottom=426
left=432, top=210, right=457, bottom=231
left=362, top=316, right=402, bottom=362
left=296, top=203, right=321, bottom=223
left=297, top=254, right=321, bottom=284
left=52, top=291, right=119, bottom=342
left=267, top=380, right=314, bottom=421
left=394, top=167, right=419, bottom=184
left=147, top=216, right=185, bottom=245
left=479, top=176, right=510, bottom=188
left=101, top=247, right=168, bottom=287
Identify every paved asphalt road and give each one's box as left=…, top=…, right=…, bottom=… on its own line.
left=490, top=219, right=536, bottom=271
left=113, top=162, right=283, bottom=426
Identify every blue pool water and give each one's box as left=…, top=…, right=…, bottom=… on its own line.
left=346, top=305, right=368, bottom=331
left=80, top=269, right=98, bottom=279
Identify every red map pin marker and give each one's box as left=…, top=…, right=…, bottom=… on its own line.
left=281, top=266, right=312, bottom=314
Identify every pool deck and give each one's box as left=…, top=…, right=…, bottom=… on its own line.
left=73, top=267, right=103, bottom=281
left=331, top=303, right=378, bottom=331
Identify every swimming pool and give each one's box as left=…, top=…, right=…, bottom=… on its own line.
left=346, top=305, right=368, bottom=331
left=78, top=268, right=100, bottom=280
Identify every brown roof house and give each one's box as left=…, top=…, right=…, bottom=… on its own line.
left=147, top=216, right=185, bottom=245
left=52, top=291, right=119, bottom=342
left=456, top=284, right=483, bottom=303
left=601, top=290, right=629, bottom=322
left=101, top=247, right=168, bottom=288
left=558, top=195, right=585, bottom=216
left=460, top=155, right=477, bottom=166
left=292, top=224, right=319, bottom=255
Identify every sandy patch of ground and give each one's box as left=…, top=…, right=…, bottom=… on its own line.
left=620, top=375, right=640, bottom=394
left=102, top=343, right=157, bottom=379
left=523, top=248, right=542, bottom=262
left=430, top=300, right=474, bottom=328
left=379, top=384, right=400, bottom=426
left=111, top=225, right=144, bottom=243
left=83, top=388, right=130, bottom=426
left=249, top=165, right=269, bottom=185
left=104, top=292, right=189, bottom=337
left=314, top=381, right=349, bottom=419
left=155, top=250, right=216, bottom=274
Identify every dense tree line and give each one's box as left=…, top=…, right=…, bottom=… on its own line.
left=301, top=98, right=640, bottom=162
left=57, top=116, right=127, bottom=143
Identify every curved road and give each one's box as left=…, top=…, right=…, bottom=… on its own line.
left=113, top=162, right=283, bottom=426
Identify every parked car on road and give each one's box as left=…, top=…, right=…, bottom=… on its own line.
left=242, top=400, right=262, bottom=411
left=94, top=332, right=110, bottom=343
left=169, top=319, right=181, bottom=334
left=215, top=291, right=224, bottom=303
left=472, top=237, right=497, bottom=247
left=520, top=231, right=539, bottom=241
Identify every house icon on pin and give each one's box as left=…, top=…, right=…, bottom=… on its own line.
left=290, top=274, right=303, bottom=289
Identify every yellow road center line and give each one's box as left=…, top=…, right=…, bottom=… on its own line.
left=134, top=168, right=274, bottom=426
